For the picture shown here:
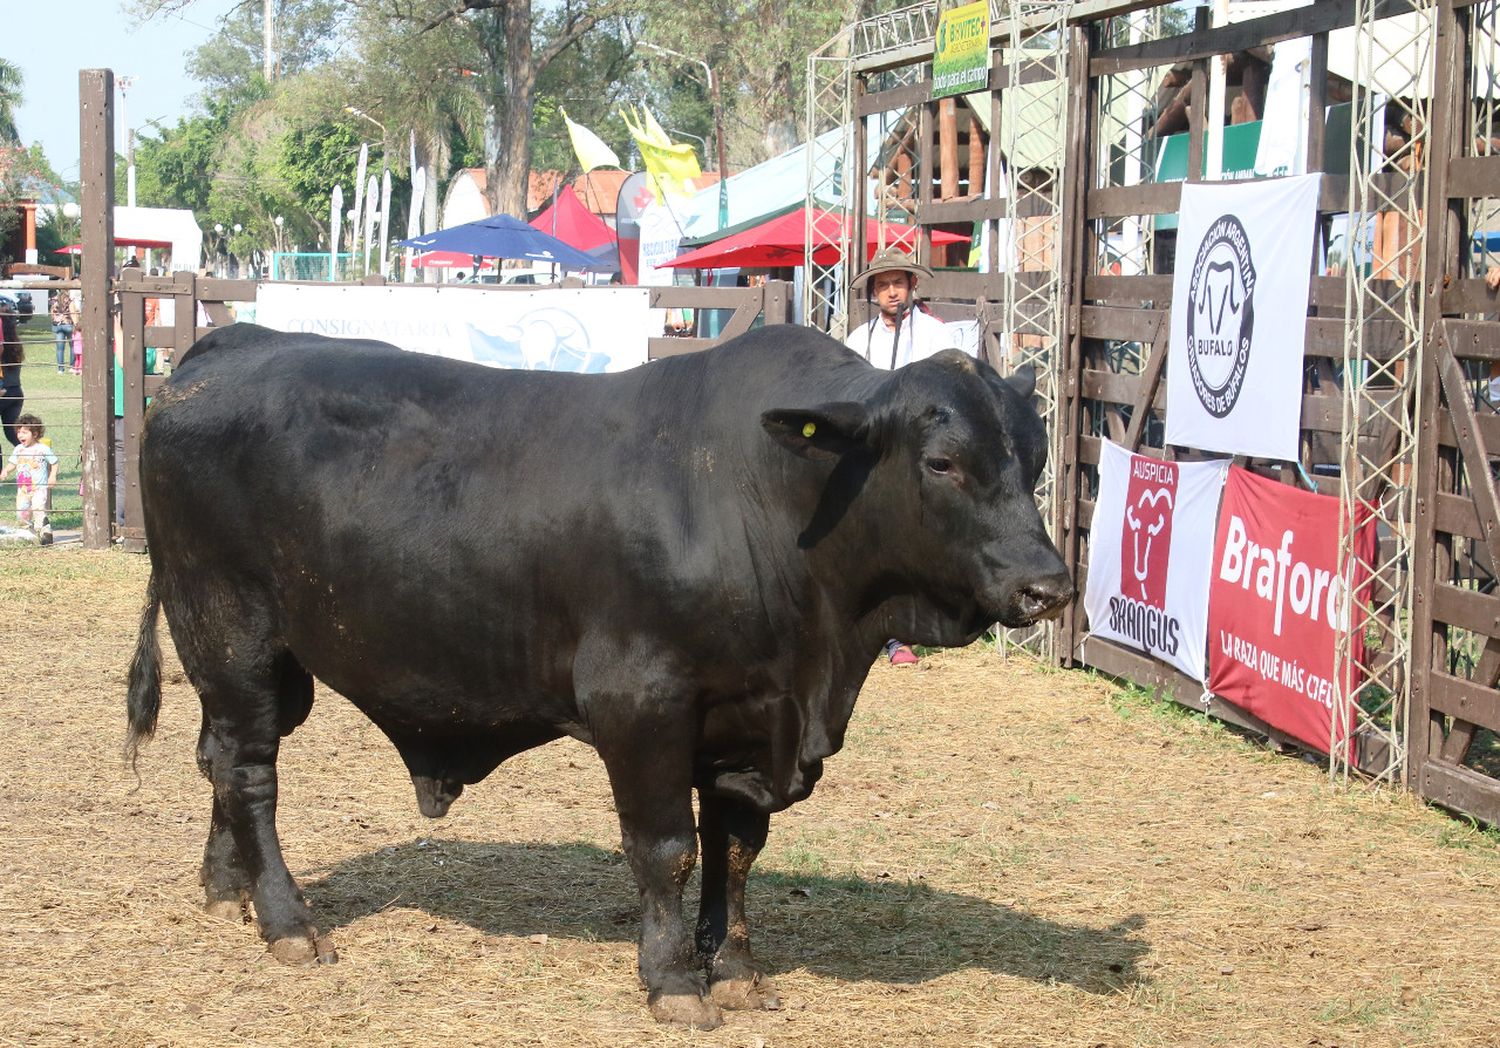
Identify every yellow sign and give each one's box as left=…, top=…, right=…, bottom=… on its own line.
left=933, top=1, right=991, bottom=99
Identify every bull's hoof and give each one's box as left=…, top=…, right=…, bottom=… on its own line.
left=648, top=991, right=723, bottom=1029
left=267, top=931, right=339, bottom=966
left=710, top=972, right=782, bottom=1011
left=204, top=896, right=249, bottom=923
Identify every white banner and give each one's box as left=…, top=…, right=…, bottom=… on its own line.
left=1165, top=174, right=1320, bottom=461
left=255, top=283, right=654, bottom=373
left=1084, top=439, right=1229, bottom=682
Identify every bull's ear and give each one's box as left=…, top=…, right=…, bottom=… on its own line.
left=1005, top=364, right=1037, bottom=400
left=762, top=402, right=871, bottom=459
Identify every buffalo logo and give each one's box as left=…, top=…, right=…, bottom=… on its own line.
left=1121, top=456, right=1179, bottom=609
left=1185, top=213, right=1257, bottom=418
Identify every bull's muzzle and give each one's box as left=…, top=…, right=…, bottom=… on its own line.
left=1012, top=570, right=1074, bottom=624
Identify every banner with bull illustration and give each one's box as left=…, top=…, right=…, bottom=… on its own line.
left=1207, top=466, right=1375, bottom=756
left=256, top=283, right=654, bottom=373
left=1165, top=174, right=1320, bottom=461
left=1083, top=439, right=1229, bottom=682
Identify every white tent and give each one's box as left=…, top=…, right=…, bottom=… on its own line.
left=114, top=206, right=203, bottom=273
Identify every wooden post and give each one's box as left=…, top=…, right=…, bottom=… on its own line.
left=939, top=97, right=960, bottom=201
left=173, top=270, right=197, bottom=357
left=918, top=99, right=935, bottom=267
left=1411, top=0, right=1469, bottom=786
left=120, top=270, right=146, bottom=552
left=851, top=74, right=870, bottom=334
left=967, top=112, right=985, bottom=198
left=989, top=82, right=1002, bottom=276
left=79, top=70, right=114, bottom=550
left=1187, top=7, right=1209, bottom=182
left=1055, top=25, right=1095, bottom=667
left=1305, top=32, right=1329, bottom=171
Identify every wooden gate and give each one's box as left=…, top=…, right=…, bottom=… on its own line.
left=1409, top=0, right=1500, bottom=823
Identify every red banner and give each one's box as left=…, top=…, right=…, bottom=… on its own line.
left=1207, top=467, right=1375, bottom=755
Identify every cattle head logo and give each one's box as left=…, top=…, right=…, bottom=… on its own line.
left=1120, top=456, right=1179, bottom=609
left=1185, top=213, right=1257, bottom=419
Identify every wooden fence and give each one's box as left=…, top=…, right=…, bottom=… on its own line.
left=101, top=270, right=792, bottom=553
left=830, top=0, right=1500, bottom=824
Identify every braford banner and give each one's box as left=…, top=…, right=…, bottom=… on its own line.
left=1084, top=439, right=1229, bottom=682
left=1165, top=174, right=1320, bottom=461
left=1206, top=466, right=1375, bottom=755
left=255, top=283, right=654, bottom=373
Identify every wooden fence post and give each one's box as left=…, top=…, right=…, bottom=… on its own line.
left=79, top=69, right=115, bottom=550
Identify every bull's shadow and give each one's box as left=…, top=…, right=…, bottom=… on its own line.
left=305, top=839, right=1147, bottom=993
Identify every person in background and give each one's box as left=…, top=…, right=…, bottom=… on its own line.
left=1, top=301, right=24, bottom=447
left=844, top=248, right=962, bottom=370
left=50, top=289, right=77, bottom=373
left=1, top=413, right=58, bottom=542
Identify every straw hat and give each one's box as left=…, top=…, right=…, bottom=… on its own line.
left=850, top=247, right=933, bottom=290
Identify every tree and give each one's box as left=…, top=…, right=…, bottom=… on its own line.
left=637, top=0, right=883, bottom=167
left=0, top=57, right=21, bottom=145
left=362, top=0, right=624, bottom=219
left=184, top=0, right=344, bottom=92
left=128, top=0, right=344, bottom=91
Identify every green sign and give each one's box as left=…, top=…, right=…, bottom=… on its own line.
left=933, top=1, right=990, bottom=99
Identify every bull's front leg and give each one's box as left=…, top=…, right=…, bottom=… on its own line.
left=590, top=695, right=722, bottom=1030
left=696, top=792, right=782, bottom=1011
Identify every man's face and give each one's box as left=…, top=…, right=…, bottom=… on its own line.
left=871, top=270, right=914, bottom=322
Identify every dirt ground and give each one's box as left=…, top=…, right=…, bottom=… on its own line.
left=1, top=549, right=1497, bottom=1048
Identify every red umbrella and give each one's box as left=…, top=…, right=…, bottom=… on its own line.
left=660, top=207, right=968, bottom=270
left=58, top=244, right=84, bottom=255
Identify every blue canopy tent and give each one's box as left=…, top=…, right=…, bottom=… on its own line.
left=399, top=214, right=611, bottom=271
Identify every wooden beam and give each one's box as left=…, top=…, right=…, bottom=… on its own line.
left=79, top=69, right=114, bottom=550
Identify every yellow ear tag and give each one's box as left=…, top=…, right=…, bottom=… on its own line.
left=802, top=422, right=817, bottom=438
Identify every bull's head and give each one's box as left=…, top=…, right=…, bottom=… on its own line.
left=761, top=351, right=1073, bottom=645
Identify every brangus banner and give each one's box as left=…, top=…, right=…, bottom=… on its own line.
left=1165, top=174, right=1320, bottom=461
left=1207, top=467, right=1375, bottom=755
left=1084, top=440, right=1228, bottom=682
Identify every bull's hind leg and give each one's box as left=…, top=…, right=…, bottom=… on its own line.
left=695, top=793, right=781, bottom=1011
left=175, top=601, right=333, bottom=964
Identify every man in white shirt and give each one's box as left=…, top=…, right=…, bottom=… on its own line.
left=844, top=248, right=962, bottom=368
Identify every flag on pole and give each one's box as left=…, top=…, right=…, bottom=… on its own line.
left=560, top=108, right=621, bottom=172
left=620, top=104, right=701, bottom=203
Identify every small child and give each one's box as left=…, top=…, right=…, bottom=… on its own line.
left=1, top=414, right=59, bottom=541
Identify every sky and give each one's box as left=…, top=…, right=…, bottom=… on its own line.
left=12, top=0, right=243, bottom=186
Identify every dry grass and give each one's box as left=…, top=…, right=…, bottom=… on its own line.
left=1, top=548, right=1497, bottom=1047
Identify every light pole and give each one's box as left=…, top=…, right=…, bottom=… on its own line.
left=639, top=42, right=727, bottom=228
left=62, top=202, right=81, bottom=276
left=117, top=75, right=136, bottom=207
left=209, top=222, right=225, bottom=276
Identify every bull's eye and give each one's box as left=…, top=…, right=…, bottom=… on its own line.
left=925, top=457, right=953, bottom=476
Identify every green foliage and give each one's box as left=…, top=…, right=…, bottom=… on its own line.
left=0, top=57, right=21, bottom=145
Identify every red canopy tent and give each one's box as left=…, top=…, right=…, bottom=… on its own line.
left=410, top=250, right=496, bottom=270
left=59, top=236, right=174, bottom=253
left=528, top=185, right=616, bottom=252
left=659, top=207, right=968, bottom=270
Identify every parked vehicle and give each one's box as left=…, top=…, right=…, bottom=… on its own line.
left=0, top=289, right=34, bottom=321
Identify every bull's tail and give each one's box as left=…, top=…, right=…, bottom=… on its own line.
left=125, top=572, right=163, bottom=773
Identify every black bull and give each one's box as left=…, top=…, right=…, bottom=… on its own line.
left=125, top=322, right=1072, bottom=1028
